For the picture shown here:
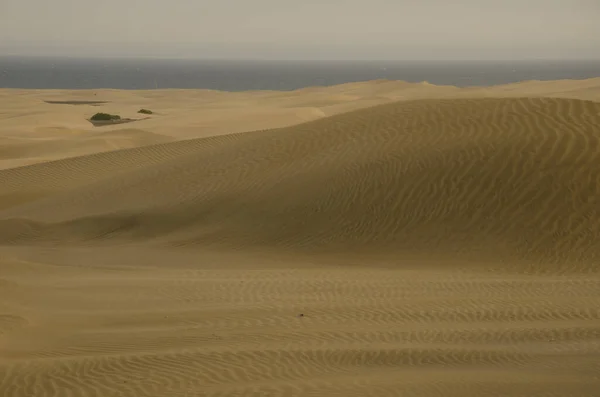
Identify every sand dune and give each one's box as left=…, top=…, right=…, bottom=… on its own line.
left=1, top=249, right=599, bottom=396
left=2, top=77, right=600, bottom=169
left=1, top=80, right=600, bottom=396
left=2, top=96, right=600, bottom=269
left=0, top=128, right=172, bottom=169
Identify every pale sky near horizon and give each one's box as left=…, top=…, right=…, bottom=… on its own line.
left=0, top=0, right=598, bottom=60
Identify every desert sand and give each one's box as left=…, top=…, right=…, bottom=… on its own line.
left=1, top=79, right=600, bottom=396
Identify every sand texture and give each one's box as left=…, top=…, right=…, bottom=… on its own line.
left=1, top=79, right=600, bottom=396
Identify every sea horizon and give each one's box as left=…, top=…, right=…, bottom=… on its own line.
left=2, top=55, right=600, bottom=91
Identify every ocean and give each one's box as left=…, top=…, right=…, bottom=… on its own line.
left=1, top=56, right=599, bottom=91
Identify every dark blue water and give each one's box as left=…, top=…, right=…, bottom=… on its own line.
left=1, top=56, right=599, bottom=91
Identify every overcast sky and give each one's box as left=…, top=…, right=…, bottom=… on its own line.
left=1, top=0, right=598, bottom=60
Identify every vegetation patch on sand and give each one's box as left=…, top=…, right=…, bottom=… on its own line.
left=88, top=112, right=139, bottom=127
left=90, top=113, right=121, bottom=121
left=138, top=109, right=153, bottom=114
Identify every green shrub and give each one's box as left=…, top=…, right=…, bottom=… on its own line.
left=90, top=112, right=121, bottom=121
left=138, top=109, right=153, bottom=114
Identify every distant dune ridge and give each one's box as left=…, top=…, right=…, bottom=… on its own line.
left=1, top=78, right=600, bottom=170
left=1, top=80, right=600, bottom=397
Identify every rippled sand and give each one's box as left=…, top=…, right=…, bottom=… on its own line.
left=1, top=79, right=600, bottom=396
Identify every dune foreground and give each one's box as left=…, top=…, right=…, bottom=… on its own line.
left=2, top=80, right=600, bottom=396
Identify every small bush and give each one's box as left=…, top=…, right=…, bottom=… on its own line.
left=90, top=112, right=121, bottom=121
left=138, top=109, right=153, bottom=114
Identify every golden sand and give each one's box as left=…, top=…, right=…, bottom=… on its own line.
left=1, top=79, right=600, bottom=396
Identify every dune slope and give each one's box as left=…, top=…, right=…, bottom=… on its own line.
left=1, top=97, right=600, bottom=270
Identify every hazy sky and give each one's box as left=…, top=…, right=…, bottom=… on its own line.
left=1, top=0, right=598, bottom=60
